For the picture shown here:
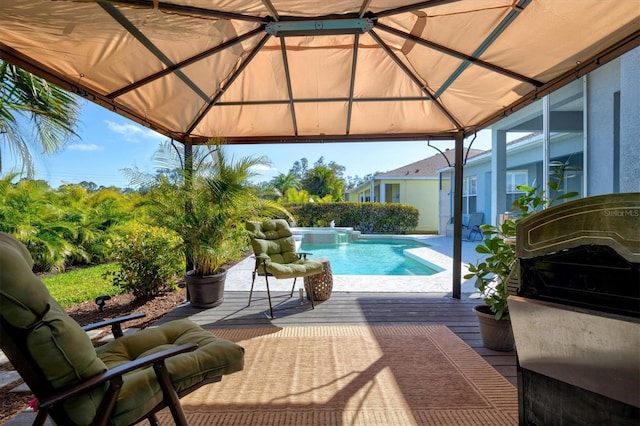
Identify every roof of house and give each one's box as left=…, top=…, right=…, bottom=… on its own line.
left=376, top=148, right=485, bottom=178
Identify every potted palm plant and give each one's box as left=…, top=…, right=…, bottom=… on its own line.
left=144, top=139, right=289, bottom=307
left=465, top=162, right=579, bottom=351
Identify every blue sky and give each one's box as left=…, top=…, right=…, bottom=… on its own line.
left=12, top=100, right=492, bottom=188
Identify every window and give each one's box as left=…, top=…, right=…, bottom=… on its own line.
left=463, top=176, right=477, bottom=213
left=506, top=170, right=528, bottom=193
left=506, top=170, right=528, bottom=208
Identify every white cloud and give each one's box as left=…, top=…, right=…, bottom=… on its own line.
left=251, top=164, right=277, bottom=172
left=67, top=143, right=102, bottom=151
left=105, top=120, right=166, bottom=143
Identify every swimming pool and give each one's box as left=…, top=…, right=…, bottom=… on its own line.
left=299, top=238, right=440, bottom=276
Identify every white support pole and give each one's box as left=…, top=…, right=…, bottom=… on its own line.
left=491, top=129, right=507, bottom=225
left=543, top=95, right=550, bottom=202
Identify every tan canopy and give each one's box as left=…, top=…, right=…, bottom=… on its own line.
left=2, top=0, right=638, bottom=297
left=1, top=0, right=638, bottom=145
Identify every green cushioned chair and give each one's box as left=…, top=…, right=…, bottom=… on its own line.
left=246, top=219, right=323, bottom=318
left=0, top=232, right=244, bottom=426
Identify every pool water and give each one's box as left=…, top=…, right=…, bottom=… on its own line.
left=299, top=238, right=438, bottom=276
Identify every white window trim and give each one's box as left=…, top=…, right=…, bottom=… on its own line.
left=506, top=170, right=528, bottom=194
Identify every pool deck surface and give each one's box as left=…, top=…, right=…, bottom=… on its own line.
left=226, top=234, right=486, bottom=295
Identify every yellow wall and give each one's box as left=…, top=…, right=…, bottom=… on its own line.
left=345, top=179, right=440, bottom=233
left=380, top=178, right=440, bottom=232
left=346, top=191, right=360, bottom=202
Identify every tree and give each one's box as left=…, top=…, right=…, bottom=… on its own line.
left=301, top=163, right=344, bottom=201
left=129, top=140, right=291, bottom=274
left=0, top=61, right=81, bottom=177
left=344, top=172, right=379, bottom=191
left=0, top=175, right=81, bottom=271
left=282, top=188, right=312, bottom=204
left=286, top=156, right=346, bottom=201
left=290, top=158, right=308, bottom=180
left=269, top=171, right=300, bottom=196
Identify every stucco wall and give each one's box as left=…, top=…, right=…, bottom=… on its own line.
left=587, top=46, right=640, bottom=194
left=392, top=179, right=440, bottom=232
left=346, top=179, right=440, bottom=232
left=620, top=47, right=640, bottom=192
left=588, top=57, right=620, bottom=194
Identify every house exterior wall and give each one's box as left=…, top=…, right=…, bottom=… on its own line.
left=345, top=178, right=439, bottom=232
left=588, top=57, right=620, bottom=195
left=372, top=178, right=439, bottom=232
left=351, top=47, right=638, bottom=234
left=346, top=186, right=371, bottom=202
left=439, top=172, right=452, bottom=234
left=439, top=46, right=638, bottom=231
left=620, top=47, right=640, bottom=192
left=399, top=179, right=439, bottom=232
left=588, top=47, right=640, bottom=194
left=456, top=134, right=582, bottom=226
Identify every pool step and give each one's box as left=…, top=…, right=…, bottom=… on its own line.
left=403, top=247, right=448, bottom=273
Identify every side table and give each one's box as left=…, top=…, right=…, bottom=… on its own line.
left=304, top=258, right=333, bottom=302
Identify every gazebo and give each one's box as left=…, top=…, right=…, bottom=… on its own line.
left=1, top=0, right=638, bottom=296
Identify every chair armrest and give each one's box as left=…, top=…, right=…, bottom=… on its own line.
left=82, top=312, right=146, bottom=339
left=38, top=342, right=198, bottom=410
left=252, top=254, right=271, bottom=268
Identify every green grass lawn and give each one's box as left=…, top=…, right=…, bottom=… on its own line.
left=41, top=263, right=125, bottom=308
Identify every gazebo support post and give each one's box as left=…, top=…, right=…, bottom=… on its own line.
left=452, top=130, right=464, bottom=299
left=184, top=138, right=194, bottom=302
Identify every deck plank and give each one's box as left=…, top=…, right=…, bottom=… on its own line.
left=159, top=291, right=517, bottom=385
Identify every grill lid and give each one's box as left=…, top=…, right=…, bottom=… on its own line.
left=513, top=193, right=640, bottom=317
left=516, top=193, right=640, bottom=263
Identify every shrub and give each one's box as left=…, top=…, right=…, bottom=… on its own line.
left=286, top=202, right=419, bottom=233
left=105, top=224, right=183, bottom=301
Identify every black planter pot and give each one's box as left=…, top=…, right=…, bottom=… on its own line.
left=185, top=268, right=227, bottom=308
left=473, top=304, right=515, bottom=352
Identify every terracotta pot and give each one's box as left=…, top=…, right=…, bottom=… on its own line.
left=185, top=268, right=227, bottom=308
left=473, top=304, right=515, bottom=352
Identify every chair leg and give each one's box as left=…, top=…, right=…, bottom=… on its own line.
left=264, top=275, right=274, bottom=319
left=290, top=277, right=297, bottom=297
left=248, top=270, right=257, bottom=307
left=33, top=409, right=49, bottom=426
left=307, top=279, right=315, bottom=310
left=154, top=362, right=188, bottom=426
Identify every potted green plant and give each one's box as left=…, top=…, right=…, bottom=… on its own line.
left=465, top=162, right=579, bottom=351
left=145, top=139, right=289, bottom=307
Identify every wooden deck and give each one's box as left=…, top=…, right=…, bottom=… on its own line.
left=157, top=291, right=517, bottom=386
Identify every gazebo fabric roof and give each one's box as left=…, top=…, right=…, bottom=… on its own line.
left=1, top=0, right=638, bottom=145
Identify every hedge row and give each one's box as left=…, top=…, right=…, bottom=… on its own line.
left=285, top=202, right=419, bottom=234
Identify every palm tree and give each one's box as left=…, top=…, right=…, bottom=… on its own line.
left=0, top=61, right=81, bottom=177
left=301, top=164, right=344, bottom=201
left=270, top=171, right=300, bottom=197
left=129, top=139, right=292, bottom=276
left=0, top=175, right=80, bottom=271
